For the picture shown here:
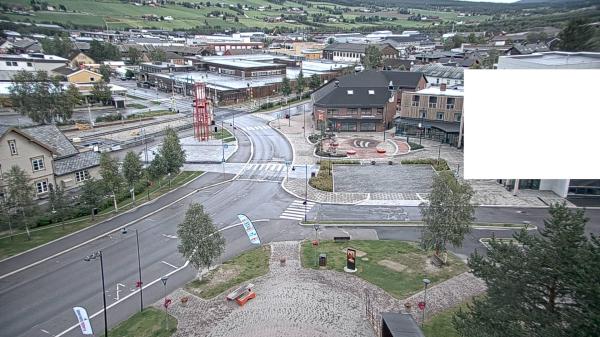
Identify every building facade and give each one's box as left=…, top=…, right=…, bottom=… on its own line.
left=322, top=43, right=399, bottom=63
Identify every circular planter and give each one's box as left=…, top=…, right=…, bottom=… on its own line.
left=346, top=149, right=357, bottom=155
left=376, top=148, right=386, bottom=153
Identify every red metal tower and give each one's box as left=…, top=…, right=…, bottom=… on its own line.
left=193, top=82, right=211, bottom=141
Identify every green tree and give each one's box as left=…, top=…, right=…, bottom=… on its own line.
left=308, top=74, right=321, bottom=91
left=40, top=35, right=73, bottom=58
left=125, top=69, right=135, bottom=79
left=364, top=45, right=382, bottom=70
left=420, top=171, right=474, bottom=256
left=558, top=19, right=594, bottom=52
left=454, top=204, right=600, bottom=337
left=128, top=47, right=142, bottom=65
left=99, top=153, right=122, bottom=211
left=281, top=76, right=292, bottom=98
left=91, top=80, right=112, bottom=105
left=482, top=49, right=499, bottom=69
left=3, top=166, right=35, bottom=240
left=9, top=70, right=79, bottom=124
left=149, top=49, right=167, bottom=62
left=177, top=203, right=225, bottom=271
left=80, top=178, right=106, bottom=219
left=48, top=184, right=69, bottom=229
left=88, top=40, right=121, bottom=62
left=296, top=70, right=305, bottom=97
left=122, top=151, right=142, bottom=188
left=148, top=153, right=167, bottom=186
left=444, top=35, right=465, bottom=51
left=98, top=64, right=111, bottom=83
left=158, top=128, right=186, bottom=175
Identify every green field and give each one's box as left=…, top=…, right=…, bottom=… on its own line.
left=0, top=0, right=488, bottom=31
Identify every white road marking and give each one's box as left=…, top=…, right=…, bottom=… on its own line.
left=161, top=261, right=179, bottom=269
left=280, top=215, right=304, bottom=220
left=162, top=234, right=177, bottom=239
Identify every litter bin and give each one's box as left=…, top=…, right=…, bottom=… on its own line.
left=319, top=253, right=327, bottom=267
left=311, top=171, right=316, bottom=178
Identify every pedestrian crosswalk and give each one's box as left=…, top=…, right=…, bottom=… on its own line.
left=280, top=199, right=316, bottom=220
left=242, top=125, right=271, bottom=131
left=238, top=162, right=287, bottom=181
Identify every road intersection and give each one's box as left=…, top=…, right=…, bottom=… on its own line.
left=1, top=107, right=599, bottom=337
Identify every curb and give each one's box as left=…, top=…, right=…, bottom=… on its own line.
left=298, top=222, right=536, bottom=230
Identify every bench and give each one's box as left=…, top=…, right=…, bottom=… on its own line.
left=333, top=236, right=351, bottom=243
left=226, top=283, right=254, bottom=301
left=236, top=291, right=256, bottom=306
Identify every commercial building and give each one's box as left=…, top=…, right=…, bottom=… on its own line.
left=322, top=43, right=399, bottom=63
left=396, top=84, right=464, bottom=147
left=312, top=70, right=427, bottom=132
left=497, top=51, right=600, bottom=69
left=0, top=125, right=101, bottom=200
left=410, top=63, right=464, bottom=86
left=0, top=53, right=68, bottom=81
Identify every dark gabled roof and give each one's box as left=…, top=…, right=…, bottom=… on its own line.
left=52, top=65, right=78, bottom=76
left=383, top=58, right=421, bottom=70
left=21, top=125, right=78, bottom=158
left=54, top=150, right=101, bottom=176
left=314, top=70, right=424, bottom=108
left=74, top=41, right=91, bottom=51
left=510, top=43, right=549, bottom=55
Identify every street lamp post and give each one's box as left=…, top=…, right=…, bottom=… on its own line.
left=143, top=128, right=150, bottom=200
left=304, top=164, right=308, bottom=222
left=169, top=74, right=175, bottom=112
left=422, top=278, right=431, bottom=327
left=84, top=251, right=108, bottom=337
left=161, top=276, right=169, bottom=330
left=303, top=103, right=306, bottom=139
left=419, top=109, right=426, bottom=145
left=122, top=228, right=144, bottom=312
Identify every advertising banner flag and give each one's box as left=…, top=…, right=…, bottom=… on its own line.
left=238, top=214, right=261, bottom=245
left=73, top=307, right=93, bottom=335
left=346, top=248, right=356, bottom=271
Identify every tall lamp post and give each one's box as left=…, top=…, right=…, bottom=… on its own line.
left=122, top=228, right=144, bottom=312
left=84, top=251, right=108, bottom=337
left=161, top=276, right=169, bottom=330
left=421, top=278, right=431, bottom=327
left=419, top=109, right=426, bottom=145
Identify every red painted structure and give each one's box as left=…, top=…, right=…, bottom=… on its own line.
left=193, top=82, right=212, bottom=141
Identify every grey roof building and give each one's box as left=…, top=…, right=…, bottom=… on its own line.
left=411, top=63, right=464, bottom=85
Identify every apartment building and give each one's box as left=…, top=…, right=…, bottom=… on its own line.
left=322, top=43, right=399, bottom=64
left=397, top=84, right=464, bottom=147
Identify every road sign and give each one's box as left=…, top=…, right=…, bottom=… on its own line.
left=418, top=301, right=426, bottom=311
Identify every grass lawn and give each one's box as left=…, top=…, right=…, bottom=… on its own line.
left=301, top=240, right=468, bottom=299
left=211, top=128, right=235, bottom=143
left=127, top=103, right=148, bottom=109
left=186, top=245, right=270, bottom=299
left=0, top=171, right=202, bottom=259
left=110, top=307, right=176, bottom=337
left=127, top=110, right=176, bottom=119
left=423, top=301, right=471, bottom=337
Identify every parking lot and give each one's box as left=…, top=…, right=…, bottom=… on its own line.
left=332, top=164, right=435, bottom=193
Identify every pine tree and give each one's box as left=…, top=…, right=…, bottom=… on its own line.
left=364, top=45, right=382, bottom=70
left=177, top=203, right=225, bottom=272
left=3, top=166, right=35, bottom=240
left=454, top=204, right=600, bottom=337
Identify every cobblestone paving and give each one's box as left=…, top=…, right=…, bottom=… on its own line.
left=333, top=165, right=434, bottom=193
left=284, top=177, right=369, bottom=204
left=157, top=242, right=487, bottom=336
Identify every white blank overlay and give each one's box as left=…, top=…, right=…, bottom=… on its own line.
left=464, top=69, right=600, bottom=179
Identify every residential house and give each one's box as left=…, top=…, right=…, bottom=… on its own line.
left=396, top=84, right=464, bottom=147
left=322, top=43, right=399, bottom=64
left=0, top=125, right=101, bottom=200
left=311, top=70, right=427, bottom=132
left=67, top=51, right=95, bottom=68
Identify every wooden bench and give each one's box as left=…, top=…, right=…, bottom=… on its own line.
left=226, top=283, right=254, bottom=301
left=333, top=236, right=351, bottom=243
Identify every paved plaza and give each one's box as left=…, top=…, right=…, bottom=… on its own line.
left=156, top=241, right=486, bottom=336
left=333, top=164, right=434, bottom=193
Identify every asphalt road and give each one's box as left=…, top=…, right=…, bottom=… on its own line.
left=2, top=104, right=599, bottom=337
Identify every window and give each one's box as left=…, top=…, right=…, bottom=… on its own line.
left=347, top=90, right=353, bottom=95
left=361, top=122, right=376, bottom=131
left=8, top=140, right=17, bottom=155
left=326, top=108, right=337, bottom=115
left=376, top=107, right=384, bottom=115
left=90, top=77, right=95, bottom=82
left=75, top=170, right=90, bottom=182
left=348, top=108, right=358, bottom=115
left=36, top=180, right=49, bottom=194
left=436, top=78, right=440, bottom=84
left=361, top=108, right=372, bottom=115
left=31, top=157, right=45, bottom=171
left=446, top=97, right=455, bottom=110
left=421, top=111, right=427, bottom=118
left=27, top=62, right=33, bottom=67
left=428, top=96, right=437, bottom=108
left=5, top=62, right=10, bottom=66
left=454, top=113, right=462, bottom=122
left=437, top=112, right=444, bottom=120
left=368, top=90, right=375, bottom=95
left=411, top=95, right=419, bottom=107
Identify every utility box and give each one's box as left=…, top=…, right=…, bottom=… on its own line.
left=319, top=253, right=327, bottom=267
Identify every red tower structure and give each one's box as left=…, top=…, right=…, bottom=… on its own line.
left=193, top=82, right=211, bottom=141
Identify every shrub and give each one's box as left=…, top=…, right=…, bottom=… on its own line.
left=95, top=113, right=123, bottom=123
left=308, top=134, right=321, bottom=144
left=401, top=158, right=450, bottom=171
left=408, top=142, right=424, bottom=150
left=315, top=150, right=347, bottom=158
left=309, top=160, right=333, bottom=192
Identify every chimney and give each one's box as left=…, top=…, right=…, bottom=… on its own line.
left=440, top=83, right=447, bottom=91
